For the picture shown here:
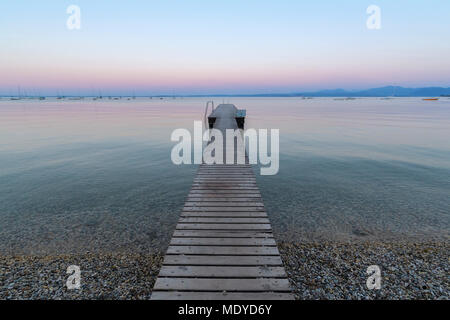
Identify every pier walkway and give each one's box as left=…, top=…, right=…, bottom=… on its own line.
left=151, top=104, right=293, bottom=300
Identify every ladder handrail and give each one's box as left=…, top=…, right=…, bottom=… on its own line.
left=204, top=101, right=215, bottom=129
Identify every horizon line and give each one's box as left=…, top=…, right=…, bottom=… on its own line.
left=1, top=85, right=450, bottom=98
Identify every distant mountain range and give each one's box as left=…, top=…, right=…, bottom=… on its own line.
left=224, top=86, right=450, bottom=97
left=2, top=86, right=449, bottom=98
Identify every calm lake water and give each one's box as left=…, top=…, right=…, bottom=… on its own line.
left=0, top=97, right=449, bottom=254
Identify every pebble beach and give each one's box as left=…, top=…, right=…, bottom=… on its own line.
left=1, top=240, right=448, bottom=300
left=279, top=240, right=449, bottom=300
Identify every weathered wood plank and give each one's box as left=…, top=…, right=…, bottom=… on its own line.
left=179, top=217, right=270, bottom=224
left=193, top=178, right=254, bottom=180
left=195, top=177, right=254, bottom=179
left=193, top=180, right=256, bottom=183
left=163, top=255, right=283, bottom=266
left=194, top=179, right=255, bottom=181
left=195, top=176, right=254, bottom=179
left=192, top=184, right=257, bottom=187
left=170, top=237, right=276, bottom=246
left=195, top=175, right=254, bottom=178
left=198, top=166, right=253, bottom=169
left=188, top=194, right=262, bottom=199
left=196, top=173, right=254, bottom=176
left=153, top=278, right=291, bottom=292
left=176, top=223, right=272, bottom=230
left=167, top=245, right=279, bottom=255
left=186, top=197, right=262, bottom=202
left=190, top=187, right=259, bottom=190
left=199, top=168, right=251, bottom=170
left=151, top=291, right=294, bottom=300
left=158, top=266, right=285, bottom=278
left=196, top=172, right=254, bottom=175
left=183, top=207, right=265, bottom=212
left=181, top=212, right=268, bottom=218
left=188, top=190, right=261, bottom=194
left=188, top=194, right=261, bottom=198
left=172, top=230, right=273, bottom=238
left=184, top=202, right=264, bottom=207
left=192, top=181, right=256, bottom=183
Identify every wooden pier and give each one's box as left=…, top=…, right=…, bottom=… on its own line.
left=151, top=104, right=293, bottom=300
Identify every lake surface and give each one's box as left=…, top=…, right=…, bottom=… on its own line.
left=0, top=97, right=449, bottom=255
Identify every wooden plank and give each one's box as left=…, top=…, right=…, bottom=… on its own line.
left=198, top=167, right=251, bottom=169
left=151, top=291, right=294, bottom=300
left=199, top=165, right=252, bottom=168
left=193, top=182, right=256, bottom=184
left=188, top=194, right=261, bottom=198
left=158, top=266, right=285, bottom=278
left=192, top=184, right=257, bottom=187
left=198, top=167, right=253, bottom=169
left=191, top=188, right=258, bottom=191
left=196, top=175, right=254, bottom=178
left=196, top=173, right=254, bottom=175
left=190, top=189, right=259, bottom=192
left=194, top=178, right=255, bottom=180
left=188, top=190, right=261, bottom=194
left=179, top=217, right=270, bottom=224
left=195, top=178, right=255, bottom=180
left=198, top=168, right=253, bottom=170
left=195, top=175, right=255, bottom=177
left=170, top=237, right=276, bottom=246
left=193, top=178, right=254, bottom=180
left=198, top=166, right=253, bottom=169
left=176, top=223, right=271, bottom=230
left=193, top=183, right=257, bottom=186
left=196, top=172, right=254, bottom=175
left=190, top=187, right=259, bottom=190
left=166, top=245, right=279, bottom=255
left=153, top=278, right=291, bottom=292
left=184, top=202, right=264, bottom=207
left=197, top=170, right=252, bottom=172
left=181, top=212, right=267, bottom=218
left=186, top=197, right=262, bottom=202
left=193, top=180, right=256, bottom=183
left=188, top=190, right=261, bottom=198
left=187, top=194, right=261, bottom=198
left=163, top=255, right=283, bottom=266
left=199, top=165, right=251, bottom=168
left=183, top=207, right=265, bottom=212
left=172, top=230, right=273, bottom=238
left=193, top=176, right=253, bottom=179
left=194, top=179, right=255, bottom=181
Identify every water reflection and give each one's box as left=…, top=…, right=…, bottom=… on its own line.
left=0, top=98, right=449, bottom=254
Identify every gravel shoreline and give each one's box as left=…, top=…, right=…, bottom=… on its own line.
left=0, top=253, right=163, bottom=300
left=1, top=241, right=448, bottom=300
left=279, top=240, right=449, bottom=300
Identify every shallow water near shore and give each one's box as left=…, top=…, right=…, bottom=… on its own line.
left=0, top=97, right=449, bottom=255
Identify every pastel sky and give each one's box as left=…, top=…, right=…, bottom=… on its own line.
left=1, top=0, right=450, bottom=95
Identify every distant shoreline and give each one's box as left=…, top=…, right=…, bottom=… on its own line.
left=1, top=95, right=450, bottom=99
left=1, top=86, right=450, bottom=98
